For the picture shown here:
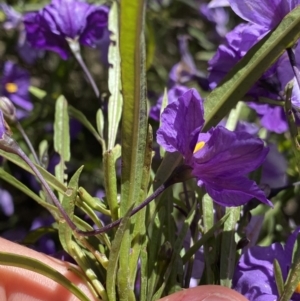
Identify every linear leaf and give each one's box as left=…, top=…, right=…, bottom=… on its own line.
left=54, top=95, right=70, bottom=185
left=68, top=105, right=105, bottom=149
left=119, top=1, right=147, bottom=300
left=0, top=252, right=90, bottom=301
left=204, top=6, right=300, bottom=130
left=0, top=149, right=66, bottom=194
left=58, top=166, right=83, bottom=253
left=107, top=1, right=123, bottom=150
left=220, top=206, right=241, bottom=287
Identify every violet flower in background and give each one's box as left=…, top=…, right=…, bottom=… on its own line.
left=157, top=88, right=272, bottom=207
left=169, top=36, right=208, bottom=88
left=230, top=121, right=287, bottom=189
left=0, top=188, right=14, bottom=216
left=261, top=143, right=287, bottom=189
left=150, top=34, right=209, bottom=122
left=200, top=3, right=229, bottom=37
left=233, top=227, right=300, bottom=301
left=24, top=0, right=109, bottom=60
left=208, top=22, right=289, bottom=133
left=0, top=3, right=22, bottom=30
left=30, top=216, right=56, bottom=255
left=228, top=0, right=300, bottom=32
left=0, top=4, right=43, bottom=64
left=149, top=85, right=189, bottom=121
left=0, top=61, right=32, bottom=119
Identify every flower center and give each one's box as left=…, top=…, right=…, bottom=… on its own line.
left=5, top=83, right=18, bottom=93
left=193, top=141, right=205, bottom=153
left=295, top=283, right=300, bottom=294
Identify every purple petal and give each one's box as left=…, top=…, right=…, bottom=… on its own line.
left=228, top=0, right=292, bottom=29
left=249, top=104, right=288, bottom=134
left=80, top=7, right=109, bottom=47
left=24, top=11, right=71, bottom=59
left=193, top=126, right=269, bottom=177
left=149, top=85, right=189, bottom=121
left=157, top=88, right=205, bottom=160
left=45, top=0, right=91, bottom=39
left=203, top=176, right=272, bottom=206
left=208, top=23, right=267, bottom=89
left=24, top=0, right=108, bottom=59
left=261, top=144, right=287, bottom=188
left=233, top=243, right=285, bottom=300
left=0, top=189, right=14, bottom=216
left=1, top=61, right=32, bottom=115
left=0, top=3, right=22, bottom=30
left=0, top=111, right=6, bottom=138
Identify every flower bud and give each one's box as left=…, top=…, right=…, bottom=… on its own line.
left=0, top=96, right=17, bottom=123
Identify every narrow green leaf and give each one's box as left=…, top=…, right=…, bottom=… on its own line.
left=96, top=108, right=105, bottom=145
left=274, top=259, right=285, bottom=296
left=38, top=139, right=49, bottom=169
left=0, top=168, right=92, bottom=235
left=29, top=86, right=47, bottom=100
left=128, top=126, right=153, bottom=291
left=152, top=203, right=196, bottom=300
left=103, top=148, right=119, bottom=222
left=204, top=6, right=300, bottom=130
left=140, top=238, right=149, bottom=301
left=147, top=207, right=166, bottom=300
left=202, top=194, right=216, bottom=284
left=106, top=205, right=134, bottom=301
left=279, top=235, right=300, bottom=301
left=0, top=252, right=90, bottom=301
left=78, top=186, right=111, bottom=216
left=54, top=95, right=70, bottom=185
left=107, top=1, right=123, bottom=150
left=182, top=210, right=231, bottom=264
left=68, top=105, right=105, bottom=150
left=220, top=206, right=241, bottom=287
left=284, top=81, right=300, bottom=174
left=75, top=197, right=111, bottom=249
left=119, top=1, right=147, bottom=300
left=69, top=241, right=108, bottom=301
left=0, top=167, right=59, bottom=218
left=58, top=166, right=83, bottom=253
left=0, top=150, right=67, bottom=194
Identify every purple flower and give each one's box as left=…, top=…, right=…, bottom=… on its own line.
left=0, top=61, right=32, bottom=119
left=157, top=88, right=272, bottom=207
left=228, top=0, right=300, bottom=31
left=233, top=227, right=300, bottom=301
left=200, top=4, right=229, bottom=37
left=0, top=4, right=43, bottom=64
left=24, top=0, right=109, bottom=60
left=0, top=110, right=7, bottom=138
left=30, top=216, right=56, bottom=255
left=0, top=188, right=14, bottom=216
left=0, top=3, right=22, bottom=30
left=208, top=23, right=270, bottom=92
left=169, top=36, right=207, bottom=88
left=261, top=144, right=287, bottom=188
left=150, top=85, right=189, bottom=121
left=208, top=23, right=288, bottom=133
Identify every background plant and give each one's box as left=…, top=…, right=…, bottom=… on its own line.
left=0, top=1, right=300, bottom=301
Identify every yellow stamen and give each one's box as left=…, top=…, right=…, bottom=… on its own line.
left=5, top=83, right=18, bottom=93
left=295, top=283, right=300, bottom=294
left=193, top=141, right=205, bottom=153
